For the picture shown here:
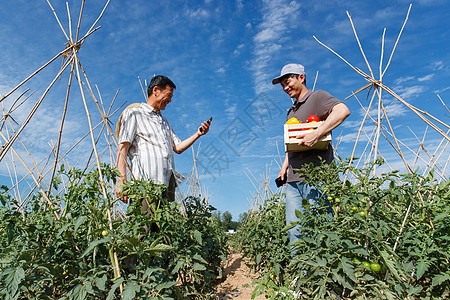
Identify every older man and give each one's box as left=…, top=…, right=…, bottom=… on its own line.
left=116, top=75, right=211, bottom=203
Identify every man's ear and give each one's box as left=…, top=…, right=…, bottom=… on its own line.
left=152, top=86, right=160, bottom=96
left=299, top=74, right=305, bottom=84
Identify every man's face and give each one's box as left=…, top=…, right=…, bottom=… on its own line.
left=280, top=74, right=304, bottom=99
left=155, top=85, right=174, bottom=111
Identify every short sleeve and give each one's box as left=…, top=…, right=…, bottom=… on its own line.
left=118, top=109, right=137, bottom=144
left=316, top=90, right=342, bottom=119
left=169, top=124, right=181, bottom=146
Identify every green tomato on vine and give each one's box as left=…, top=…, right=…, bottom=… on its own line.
left=362, top=261, right=371, bottom=269
left=370, top=263, right=381, bottom=272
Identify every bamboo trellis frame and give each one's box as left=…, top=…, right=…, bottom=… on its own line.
left=0, top=1, right=449, bottom=292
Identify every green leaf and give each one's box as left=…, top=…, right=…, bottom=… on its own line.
left=407, top=285, right=422, bottom=296
left=193, top=230, right=202, bottom=244
left=73, top=216, right=87, bottom=236
left=333, top=270, right=353, bottom=289
left=433, top=212, right=448, bottom=222
left=193, top=254, right=208, bottom=264
left=106, top=277, right=124, bottom=300
left=144, top=243, right=174, bottom=254
left=155, top=281, right=177, bottom=290
left=4, top=266, right=24, bottom=297
left=172, top=260, right=185, bottom=274
left=69, top=283, right=88, bottom=300
left=340, top=257, right=356, bottom=283
left=415, top=259, right=429, bottom=280
left=80, top=237, right=110, bottom=258
left=121, top=281, right=141, bottom=300
left=431, top=272, right=450, bottom=287
left=95, top=275, right=107, bottom=291
left=295, top=209, right=303, bottom=219
left=124, top=236, right=140, bottom=248
left=380, top=250, right=403, bottom=283
left=193, top=262, right=206, bottom=271
left=56, top=223, right=71, bottom=238
left=281, top=222, right=297, bottom=232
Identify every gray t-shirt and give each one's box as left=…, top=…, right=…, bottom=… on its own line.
left=286, top=90, right=342, bottom=182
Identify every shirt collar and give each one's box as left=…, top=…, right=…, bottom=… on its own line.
left=141, top=103, right=161, bottom=115
left=291, top=90, right=313, bottom=112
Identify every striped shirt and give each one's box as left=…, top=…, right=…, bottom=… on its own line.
left=118, top=103, right=181, bottom=186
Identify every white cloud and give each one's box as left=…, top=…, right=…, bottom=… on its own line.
left=254, top=28, right=278, bottom=43
left=251, top=0, right=301, bottom=94
left=216, top=67, right=226, bottom=74
left=236, top=0, right=244, bottom=10
left=233, top=43, right=245, bottom=56
left=432, top=61, right=445, bottom=71
left=186, top=8, right=210, bottom=20
left=418, top=74, right=434, bottom=82
left=394, top=76, right=415, bottom=85
left=394, top=85, right=425, bottom=100
left=382, top=101, right=409, bottom=117
left=225, top=103, right=238, bottom=120
left=434, top=86, right=450, bottom=94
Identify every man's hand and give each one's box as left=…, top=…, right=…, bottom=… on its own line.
left=174, top=118, right=212, bottom=154
left=115, top=183, right=129, bottom=204
left=277, top=153, right=289, bottom=186
left=277, top=169, right=287, bottom=181
left=295, top=129, right=320, bottom=148
left=198, top=118, right=211, bottom=135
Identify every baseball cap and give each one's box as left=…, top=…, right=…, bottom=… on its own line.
left=272, top=63, right=305, bottom=85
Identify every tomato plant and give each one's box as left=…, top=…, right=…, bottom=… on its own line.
left=240, top=159, right=450, bottom=299
left=0, top=164, right=228, bottom=299
left=232, top=193, right=291, bottom=287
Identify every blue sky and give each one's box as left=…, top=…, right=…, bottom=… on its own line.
left=1, top=0, right=449, bottom=220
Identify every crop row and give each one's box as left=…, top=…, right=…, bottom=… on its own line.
left=0, top=164, right=228, bottom=299
left=234, top=160, right=450, bottom=299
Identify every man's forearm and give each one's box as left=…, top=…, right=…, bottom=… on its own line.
left=173, top=132, right=201, bottom=154
left=316, top=103, right=350, bottom=139
left=282, top=153, right=289, bottom=172
left=116, top=143, right=130, bottom=183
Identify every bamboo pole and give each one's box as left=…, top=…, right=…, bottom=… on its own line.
left=66, top=2, right=73, bottom=43
left=343, top=91, right=377, bottom=183
left=73, top=55, right=123, bottom=287
left=84, top=0, right=111, bottom=37
left=47, top=59, right=75, bottom=197
left=46, top=0, right=70, bottom=41
left=346, top=11, right=374, bottom=79
left=75, top=0, right=85, bottom=42
left=312, top=71, right=319, bottom=92
left=382, top=4, right=412, bottom=77
left=0, top=57, right=74, bottom=162
left=0, top=48, right=69, bottom=103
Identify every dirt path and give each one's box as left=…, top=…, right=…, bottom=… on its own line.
left=216, top=252, right=266, bottom=300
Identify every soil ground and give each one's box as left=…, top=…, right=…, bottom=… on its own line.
left=215, top=251, right=266, bottom=300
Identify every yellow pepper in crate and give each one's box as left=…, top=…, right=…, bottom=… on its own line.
left=285, top=117, right=300, bottom=124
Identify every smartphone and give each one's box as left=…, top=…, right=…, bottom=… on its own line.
left=275, top=176, right=286, bottom=188
left=200, top=117, right=212, bottom=133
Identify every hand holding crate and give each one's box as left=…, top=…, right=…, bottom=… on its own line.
left=284, top=116, right=331, bottom=152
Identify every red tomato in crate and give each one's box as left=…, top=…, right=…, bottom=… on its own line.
left=307, top=115, right=319, bottom=123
